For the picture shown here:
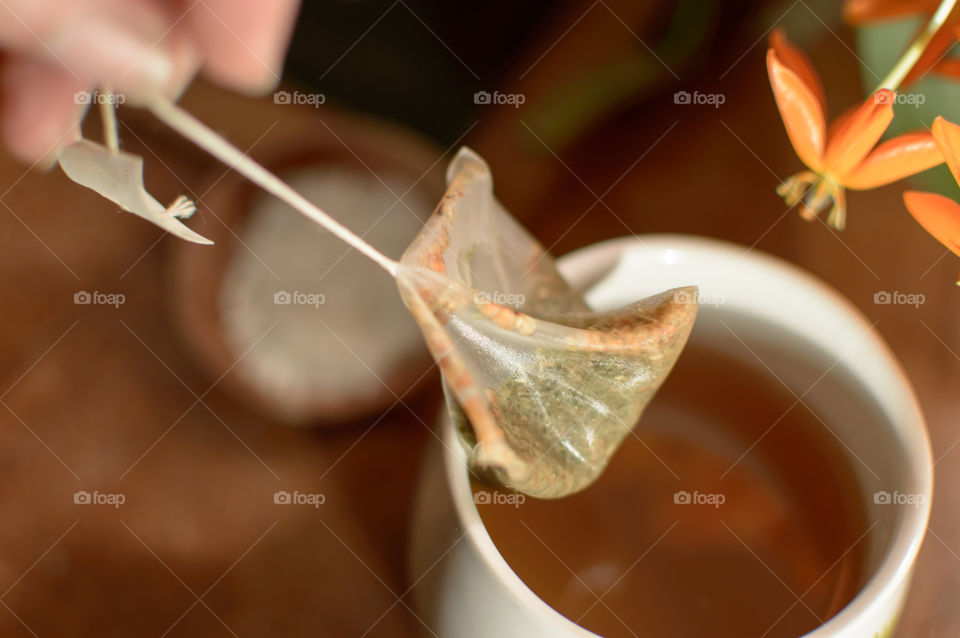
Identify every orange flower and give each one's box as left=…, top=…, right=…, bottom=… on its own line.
left=768, top=29, right=942, bottom=229
left=903, top=116, right=960, bottom=284
left=844, top=0, right=960, bottom=85
left=846, top=0, right=942, bottom=21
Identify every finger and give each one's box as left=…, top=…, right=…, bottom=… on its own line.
left=0, top=0, right=178, bottom=96
left=162, top=23, right=202, bottom=100
left=0, top=55, right=85, bottom=165
left=185, top=0, right=299, bottom=94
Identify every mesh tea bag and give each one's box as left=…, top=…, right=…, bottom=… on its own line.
left=59, top=94, right=697, bottom=499
left=396, top=149, right=697, bottom=498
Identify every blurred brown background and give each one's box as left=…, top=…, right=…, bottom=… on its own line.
left=0, top=0, right=958, bottom=636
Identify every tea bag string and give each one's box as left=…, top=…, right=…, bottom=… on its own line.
left=100, top=85, right=120, bottom=153
left=146, top=95, right=400, bottom=278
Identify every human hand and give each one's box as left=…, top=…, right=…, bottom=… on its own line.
left=0, top=0, right=300, bottom=164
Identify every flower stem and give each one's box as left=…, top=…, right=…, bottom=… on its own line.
left=876, top=0, right=959, bottom=92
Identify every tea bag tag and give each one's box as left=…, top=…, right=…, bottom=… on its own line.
left=58, top=139, right=213, bottom=245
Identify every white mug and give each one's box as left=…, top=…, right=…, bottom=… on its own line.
left=409, top=235, right=932, bottom=638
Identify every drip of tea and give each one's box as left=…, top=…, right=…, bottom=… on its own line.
left=474, top=345, right=868, bottom=638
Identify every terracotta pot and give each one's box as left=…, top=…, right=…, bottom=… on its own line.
left=168, top=105, right=445, bottom=425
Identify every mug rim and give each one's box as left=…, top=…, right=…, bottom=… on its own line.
left=439, top=234, right=933, bottom=637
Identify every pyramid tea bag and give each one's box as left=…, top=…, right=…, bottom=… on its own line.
left=396, top=149, right=697, bottom=498
left=58, top=93, right=697, bottom=499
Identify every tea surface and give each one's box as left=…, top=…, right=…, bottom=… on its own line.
left=474, top=345, right=868, bottom=638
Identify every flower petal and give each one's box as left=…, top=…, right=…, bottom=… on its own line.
left=826, top=103, right=858, bottom=144
left=767, top=47, right=826, bottom=171
left=932, top=116, right=960, bottom=187
left=902, top=25, right=957, bottom=86
left=933, top=57, right=960, bottom=81
left=823, top=90, right=894, bottom=178
left=903, top=190, right=960, bottom=256
left=844, top=0, right=940, bottom=24
left=843, top=132, right=942, bottom=189
left=769, top=28, right=826, bottom=113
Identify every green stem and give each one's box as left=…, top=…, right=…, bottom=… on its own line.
left=876, top=0, right=959, bottom=92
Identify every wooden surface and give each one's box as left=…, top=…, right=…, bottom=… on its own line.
left=1, top=9, right=959, bottom=638
left=0, top=84, right=443, bottom=637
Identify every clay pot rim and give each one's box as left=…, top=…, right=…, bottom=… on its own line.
left=167, top=108, right=445, bottom=426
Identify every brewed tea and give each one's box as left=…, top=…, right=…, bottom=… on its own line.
left=474, top=344, right=868, bottom=638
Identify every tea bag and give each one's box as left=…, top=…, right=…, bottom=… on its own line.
left=58, top=92, right=697, bottom=499
left=396, top=149, right=697, bottom=498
